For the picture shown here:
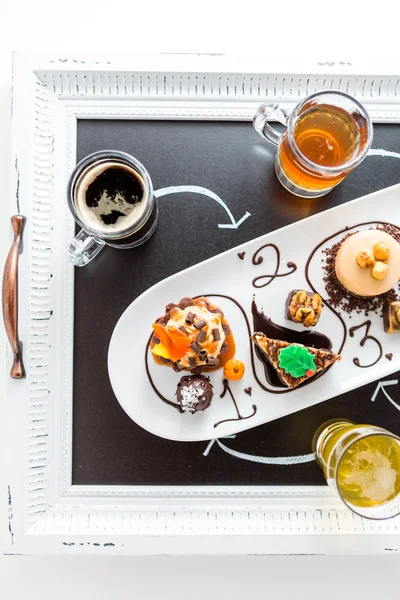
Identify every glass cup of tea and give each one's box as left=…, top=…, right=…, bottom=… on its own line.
left=313, top=419, right=400, bottom=519
left=253, top=91, right=373, bottom=198
left=67, top=150, right=159, bottom=267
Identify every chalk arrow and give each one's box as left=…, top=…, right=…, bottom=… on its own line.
left=155, top=185, right=251, bottom=229
left=368, top=149, right=400, bottom=160
left=203, top=436, right=315, bottom=465
left=371, top=379, right=400, bottom=411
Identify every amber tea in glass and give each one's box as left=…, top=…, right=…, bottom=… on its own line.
left=253, top=91, right=373, bottom=198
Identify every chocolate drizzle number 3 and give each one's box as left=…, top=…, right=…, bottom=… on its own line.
left=349, top=320, right=383, bottom=368
left=252, top=244, right=297, bottom=288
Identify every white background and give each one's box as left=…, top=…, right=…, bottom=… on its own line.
left=1, top=1, right=400, bottom=598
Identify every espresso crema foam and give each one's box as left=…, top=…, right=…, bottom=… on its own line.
left=75, top=161, right=147, bottom=235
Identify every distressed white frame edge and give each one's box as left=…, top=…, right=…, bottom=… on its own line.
left=5, top=53, right=400, bottom=556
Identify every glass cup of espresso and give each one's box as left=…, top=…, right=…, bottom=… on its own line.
left=253, top=91, right=373, bottom=198
left=67, top=150, right=159, bottom=266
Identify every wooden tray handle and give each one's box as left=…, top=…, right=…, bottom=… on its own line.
left=2, top=215, right=26, bottom=379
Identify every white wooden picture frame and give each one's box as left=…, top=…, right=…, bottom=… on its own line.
left=5, top=53, right=400, bottom=555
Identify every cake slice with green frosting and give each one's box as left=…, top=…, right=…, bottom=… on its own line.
left=252, top=333, right=341, bottom=389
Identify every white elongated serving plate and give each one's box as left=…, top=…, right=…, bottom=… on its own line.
left=108, top=183, right=400, bottom=441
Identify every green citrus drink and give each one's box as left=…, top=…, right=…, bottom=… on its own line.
left=314, top=420, right=400, bottom=514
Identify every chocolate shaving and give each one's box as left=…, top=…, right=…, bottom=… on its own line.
left=244, top=387, right=252, bottom=396
left=190, top=341, right=201, bottom=354
left=199, top=350, right=208, bottom=361
left=195, top=318, right=207, bottom=330
left=212, top=328, right=221, bottom=341
left=178, top=325, right=187, bottom=335
left=185, top=312, right=195, bottom=324
left=188, top=357, right=197, bottom=369
left=220, top=342, right=228, bottom=354
left=196, top=329, right=207, bottom=343
left=207, top=357, right=219, bottom=367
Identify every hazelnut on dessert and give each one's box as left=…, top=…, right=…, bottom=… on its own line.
left=286, top=290, right=322, bottom=328
left=371, top=261, right=389, bottom=281
left=356, top=250, right=374, bottom=268
left=373, top=241, right=391, bottom=261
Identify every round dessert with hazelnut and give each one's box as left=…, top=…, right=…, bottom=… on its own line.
left=335, top=230, right=400, bottom=297
left=150, top=297, right=235, bottom=373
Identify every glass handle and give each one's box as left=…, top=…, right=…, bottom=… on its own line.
left=253, top=103, right=290, bottom=147
left=69, top=228, right=105, bottom=267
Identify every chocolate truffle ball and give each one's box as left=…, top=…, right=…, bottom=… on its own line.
left=176, top=375, right=214, bottom=413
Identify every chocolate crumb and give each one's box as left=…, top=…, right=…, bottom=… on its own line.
left=238, top=252, right=246, bottom=260
left=222, top=323, right=231, bottom=337
left=385, top=353, right=393, bottom=361
left=178, top=297, right=195, bottom=310
left=244, top=387, right=252, bottom=396
left=165, top=302, right=178, bottom=313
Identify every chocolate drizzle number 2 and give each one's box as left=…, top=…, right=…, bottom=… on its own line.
left=252, top=243, right=297, bottom=289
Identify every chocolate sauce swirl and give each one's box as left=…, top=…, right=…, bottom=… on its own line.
left=349, top=320, right=383, bottom=368
left=213, top=379, right=257, bottom=428
left=251, top=243, right=297, bottom=288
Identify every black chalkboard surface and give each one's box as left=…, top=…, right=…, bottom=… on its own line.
left=73, top=120, right=400, bottom=486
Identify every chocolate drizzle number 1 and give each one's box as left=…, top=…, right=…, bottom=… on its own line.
left=213, top=379, right=257, bottom=428
left=252, top=243, right=297, bottom=289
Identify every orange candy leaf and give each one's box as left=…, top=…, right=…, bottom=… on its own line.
left=152, top=323, right=189, bottom=362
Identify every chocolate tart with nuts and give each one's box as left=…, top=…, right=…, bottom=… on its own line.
left=285, top=290, right=323, bottom=327
left=150, top=296, right=235, bottom=373
left=252, top=333, right=341, bottom=389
